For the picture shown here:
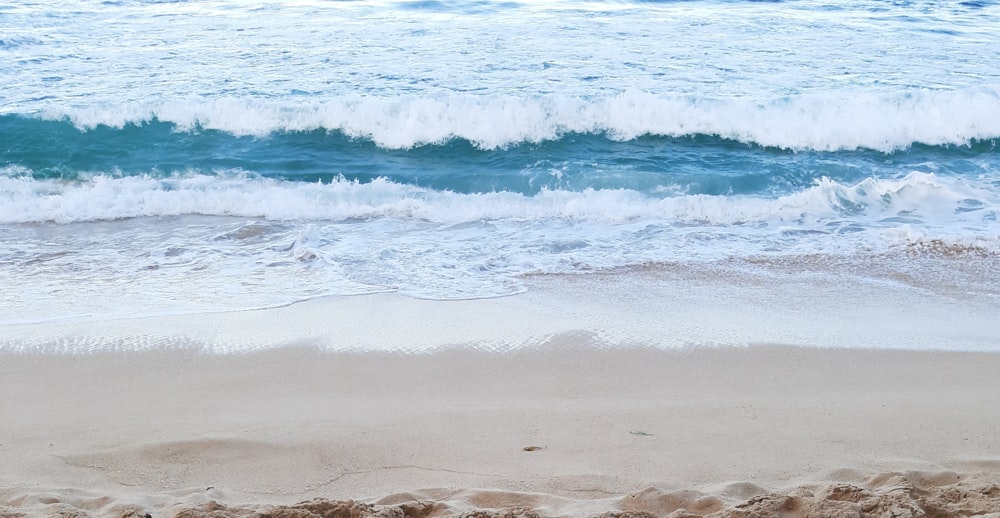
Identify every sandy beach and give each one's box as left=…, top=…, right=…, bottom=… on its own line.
left=4, top=0, right=1000, bottom=515
left=3, top=266, right=1000, bottom=517
left=2, top=341, right=999, bottom=517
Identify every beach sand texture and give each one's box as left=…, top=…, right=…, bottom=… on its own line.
left=2, top=343, right=999, bottom=517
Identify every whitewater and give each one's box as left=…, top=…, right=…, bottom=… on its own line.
left=2, top=0, right=999, bottom=340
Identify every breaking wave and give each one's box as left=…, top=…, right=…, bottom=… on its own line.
left=23, top=88, right=1000, bottom=152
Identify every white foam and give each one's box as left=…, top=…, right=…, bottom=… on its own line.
left=36, top=88, right=1000, bottom=152
left=1, top=170, right=997, bottom=232
left=2, top=170, right=997, bottom=325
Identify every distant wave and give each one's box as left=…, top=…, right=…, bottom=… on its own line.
left=2, top=170, right=997, bottom=231
left=23, top=88, right=1000, bottom=152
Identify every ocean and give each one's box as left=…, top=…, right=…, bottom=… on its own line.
left=2, top=0, right=999, bottom=349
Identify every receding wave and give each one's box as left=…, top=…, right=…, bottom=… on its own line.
left=23, top=88, right=1000, bottom=152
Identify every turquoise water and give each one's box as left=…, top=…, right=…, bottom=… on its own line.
left=2, top=0, right=999, bottom=323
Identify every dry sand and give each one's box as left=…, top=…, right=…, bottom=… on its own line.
left=1, top=342, right=999, bottom=517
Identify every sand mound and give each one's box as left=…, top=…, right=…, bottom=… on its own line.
left=175, top=498, right=444, bottom=518
left=169, top=475, right=1000, bottom=517
left=6, top=472, right=995, bottom=518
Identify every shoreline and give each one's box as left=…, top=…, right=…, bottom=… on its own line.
left=4, top=256, right=1000, bottom=354
left=2, top=345, right=999, bottom=516
left=4, top=261, right=999, bottom=516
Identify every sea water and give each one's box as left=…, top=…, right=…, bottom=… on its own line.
left=2, top=0, right=999, bottom=346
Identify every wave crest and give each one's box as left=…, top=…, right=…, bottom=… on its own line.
left=33, top=88, right=1000, bottom=152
